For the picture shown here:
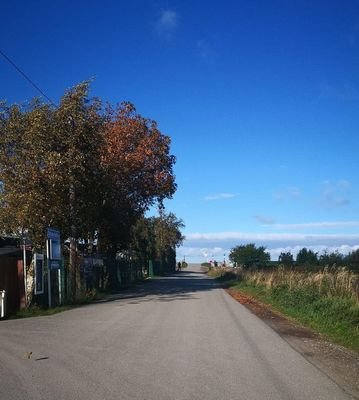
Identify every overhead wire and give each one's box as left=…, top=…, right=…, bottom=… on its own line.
left=0, top=48, right=56, bottom=106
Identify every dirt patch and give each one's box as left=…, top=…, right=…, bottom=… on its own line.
left=226, top=288, right=359, bottom=399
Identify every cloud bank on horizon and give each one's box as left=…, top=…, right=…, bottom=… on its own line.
left=178, top=221, right=359, bottom=262
left=177, top=244, right=359, bottom=263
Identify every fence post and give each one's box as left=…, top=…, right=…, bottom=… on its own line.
left=148, top=260, right=154, bottom=278
left=1, top=290, right=6, bottom=318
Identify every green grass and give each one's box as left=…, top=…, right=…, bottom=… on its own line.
left=12, top=305, right=74, bottom=319
left=228, top=280, right=359, bottom=352
left=10, top=289, right=108, bottom=319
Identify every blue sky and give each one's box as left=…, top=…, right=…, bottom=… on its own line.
left=1, top=1, right=358, bottom=262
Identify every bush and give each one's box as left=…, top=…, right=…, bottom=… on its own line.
left=207, top=267, right=237, bottom=280
left=201, top=262, right=211, bottom=268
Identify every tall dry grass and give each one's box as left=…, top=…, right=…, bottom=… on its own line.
left=240, top=267, right=359, bottom=303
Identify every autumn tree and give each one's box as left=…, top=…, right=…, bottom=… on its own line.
left=0, top=83, right=105, bottom=298
left=50, top=83, right=105, bottom=297
left=0, top=99, right=53, bottom=245
left=1, top=82, right=179, bottom=295
left=0, top=83, right=104, bottom=246
left=99, top=102, right=176, bottom=253
left=51, top=83, right=105, bottom=240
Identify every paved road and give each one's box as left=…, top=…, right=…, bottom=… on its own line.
left=0, top=265, right=353, bottom=400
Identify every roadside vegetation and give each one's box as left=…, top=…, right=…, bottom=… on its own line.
left=9, top=288, right=107, bottom=319
left=12, top=305, right=74, bottom=319
left=205, top=244, right=359, bottom=351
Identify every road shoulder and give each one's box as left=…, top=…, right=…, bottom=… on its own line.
left=226, top=287, right=359, bottom=399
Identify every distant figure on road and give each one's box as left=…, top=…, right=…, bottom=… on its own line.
left=177, top=262, right=182, bottom=272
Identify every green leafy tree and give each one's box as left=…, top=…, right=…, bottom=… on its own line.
left=296, top=248, right=318, bottom=267
left=345, top=249, right=359, bottom=272
left=154, top=206, right=185, bottom=259
left=278, top=251, right=294, bottom=267
left=129, top=208, right=184, bottom=274
left=229, top=243, right=270, bottom=268
left=319, top=250, right=344, bottom=267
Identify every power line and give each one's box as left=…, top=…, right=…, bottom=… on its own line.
left=0, top=49, right=56, bottom=106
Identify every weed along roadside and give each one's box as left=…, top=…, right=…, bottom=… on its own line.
left=206, top=265, right=359, bottom=398
left=9, top=289, right=107, bottom=319
left=206, top=265, right=359, bottom=352
left=7, top=276, right=156, bottom=320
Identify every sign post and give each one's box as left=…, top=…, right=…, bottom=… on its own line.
left=46, top=228, right=61, bottom=308
left=34, top=253, right=44, bottom=295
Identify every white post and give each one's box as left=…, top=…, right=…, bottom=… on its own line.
left=47, top=240, right=52, bottom=308
left=58, top=268, right=62, bottom=305
left=23, top=238, right=27, bottom=307
left=1, top=290, right=6, bottom=318
left=47, top=266, right=52, bottom=308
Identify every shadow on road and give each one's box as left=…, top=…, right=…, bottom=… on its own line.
left=94, top=269, right=218, bottom=305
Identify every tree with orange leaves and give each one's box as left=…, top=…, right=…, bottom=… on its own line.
left=98, top=102, right=177, bottom=253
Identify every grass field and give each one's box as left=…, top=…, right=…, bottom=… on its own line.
left=208, top=266, right=359, bottom=351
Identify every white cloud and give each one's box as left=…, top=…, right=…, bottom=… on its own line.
left=177, top=246, right=229, bottom=262
left=254, top=215, right=275, bottom=225
left=196, top=39, right=215, bottom=61
left=321, top=180, right=351, bottom=207
left=274, top=186, right=301, bottom=201
left=185, top=231, right=359, bottom=242
left=177, top=243, right=359, bottom=263
left=180, top=216, right=359, bottom=261
left=335, top=198, right=351, bottom=206
left=183, top=231, right=359, bottom=260
left=204, top=193, right=239, bottom=201
left=268, top=245, right=359, bottom=261
left=337, top=180, right=351, bottom=190
left=155, top=10, right=178, bottom=35
left=268, top=220, right=359, bottom=230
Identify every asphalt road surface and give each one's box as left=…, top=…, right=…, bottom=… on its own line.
left=0, top=265, right=353, bottom=400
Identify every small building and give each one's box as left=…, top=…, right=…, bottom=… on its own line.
left=0, top=239, right=28, bottom=316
